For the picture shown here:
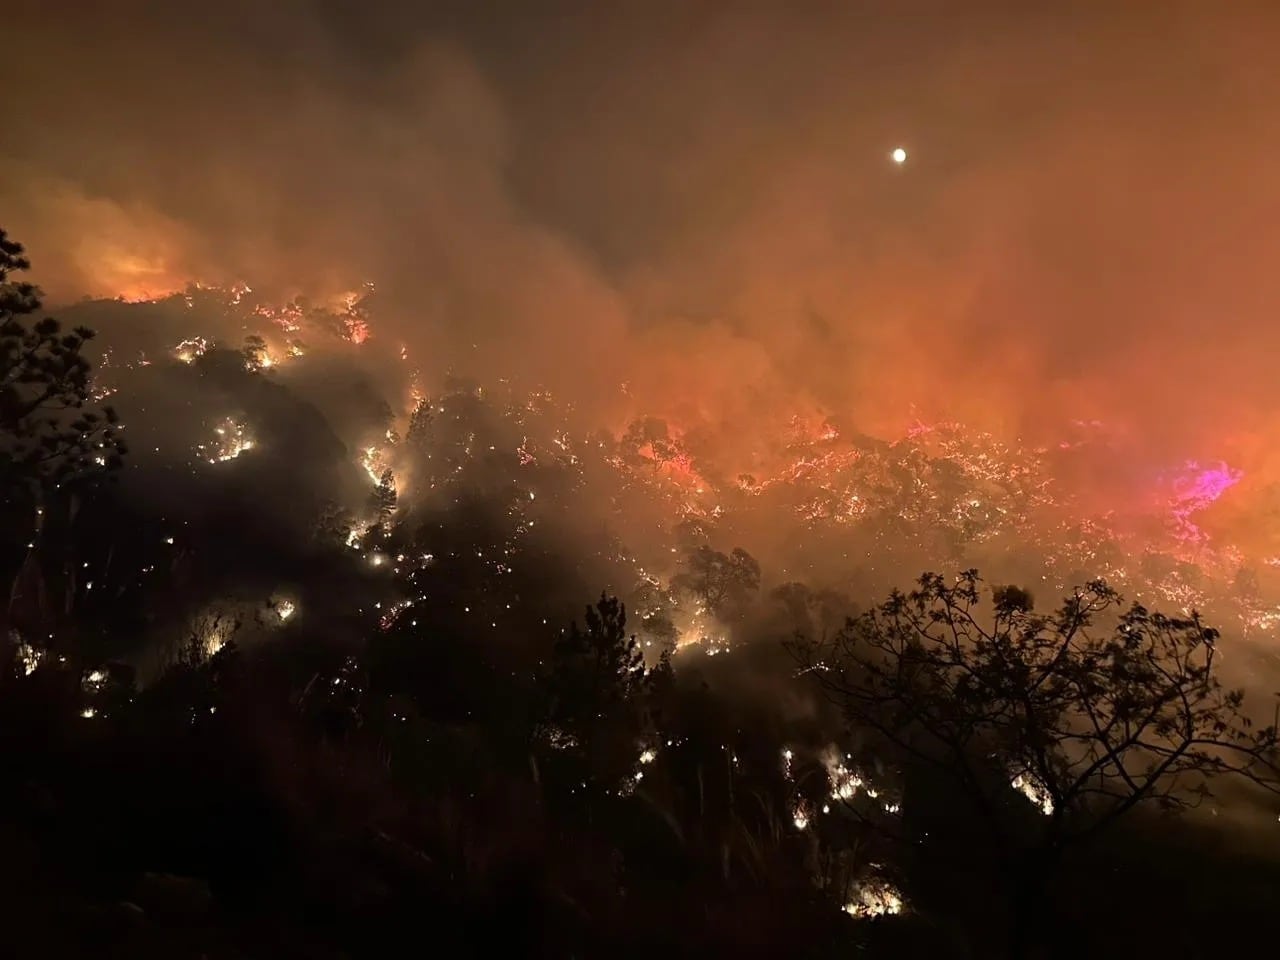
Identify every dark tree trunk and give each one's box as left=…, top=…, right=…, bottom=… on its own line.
left=1009, top=846, right=1062, bottom=960
left=1010, top=875, right=1045, bottom=960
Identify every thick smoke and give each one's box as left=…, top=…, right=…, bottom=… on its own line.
left=5, top=1, right=1280, bottom=502
left=7, top=3, right=1280, bottom=889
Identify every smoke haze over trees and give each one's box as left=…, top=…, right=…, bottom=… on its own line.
left=0, top=224, right=1277, bottom=956
left=7, top=2, right=1280, bottom=487
left=4, top=2, right=1280, bottom=956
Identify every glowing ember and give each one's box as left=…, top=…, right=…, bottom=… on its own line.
left=346, top=521, right=372, bottom=549
left=173, top=336, right=210, bottom=364
left=13, top=639, right=43, bottom=677
left=379, top=597, right=413, bottom=631
left=543, top=727, right=578, bottom=751
left=242, top=337, right=280, bottom=372
left=674, top=602, right=730, bottom=656
left=360, top=446, right=387, bottom=485
left=336, top=285, right=374, bottom=344
left=1010, top=770, right=1054, bottom=816
left=792, top=804, right=810, bottom=830
left=824, top=754, right=864, bottom=801
left=845, top=880, right=905, bottom=918
left=202, top=417, right=254, bottom=463
left=345, top=316, right=370, bottom=345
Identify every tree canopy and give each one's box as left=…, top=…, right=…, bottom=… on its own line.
left=791, top=570, right=1280, bottom=955
left=0, top=229, right=124, bottom=503
left=672, top=544, right=761, bottom=621
left=539, top=594, right=672, bottom=791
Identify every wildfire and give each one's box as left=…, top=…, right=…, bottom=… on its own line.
left=80, top=282, right=1280, bottom=712
left=617, top=743, right=661, bottom=797
left=252, top=299, right=303, bottom=333
left=674, top=603, right=730, bottom=656
left=192, top=609, right=239, bottom=658
left=201, top=417, right=255, bottom=463
left=823, top=750, right=865, bottom=801
left=346, top=521, right=372, bottom=549
left=379, top=598, right=413, bottom=631
left=792, top=804, right=810, bottom=830
left=361, top=445, right=389, bottom=485
left=345, top=316, right=371, bottom=345
left=16, top=642, right=43, bottom=677
left=844, top=880, right=905, bottom=918
left=173, top=337, right=210, bottom=364
left=1168, top=460, right=1243, bottom=545
left=1010, top=769, right=1054, bottom=817
left=336, top=285, right=374, bottom=344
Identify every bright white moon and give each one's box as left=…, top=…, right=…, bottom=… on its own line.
left=891, top=147, right=908, bottom=164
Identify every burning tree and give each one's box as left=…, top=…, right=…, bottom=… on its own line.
left=241, top=333, right=271, bottom=371
left=619, top=416, right=684, bottom=471
left=369, top=467, right=397, bottom=527
left=790, top=570, right=1280, bottom=957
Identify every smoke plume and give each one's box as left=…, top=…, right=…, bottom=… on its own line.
left=4, top=1, right=1280, bottom=495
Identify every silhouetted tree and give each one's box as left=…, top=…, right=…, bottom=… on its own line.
left=371, top=468, right=397, bottom=526
left=539, top=594, right=671, bottom=791
left=628, top=575, right=680, bottom=659
left=313, top=499, right=357, bottom=547
left=241, top=334, right=269, bottom=370
left=673, top=545, right=761, bottom=621
left=1, top=230, right=125, bottom=646
left=620, top=416, right=683, bottom=471
left=1, top=230, right=124, bottom=501
left=636, top=611, right=678, bottom=659
left=791, top=570, right=1280, bottom=958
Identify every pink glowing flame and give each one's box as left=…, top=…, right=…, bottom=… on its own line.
left=1168, top=460, right=1243, bottom=545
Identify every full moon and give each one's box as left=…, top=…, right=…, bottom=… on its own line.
left=891, top=147, right=908, bottom=164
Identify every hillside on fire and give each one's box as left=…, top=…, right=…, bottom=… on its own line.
left=2, top=226, right=1279, bottom=958
left=7, top=3, right=1280, bottom=958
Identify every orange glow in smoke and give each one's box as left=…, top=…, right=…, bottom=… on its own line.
left=99, top=250, right=186, bottom=303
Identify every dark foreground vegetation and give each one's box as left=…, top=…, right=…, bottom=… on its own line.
left=3, top=230, right=1280, bottom=959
